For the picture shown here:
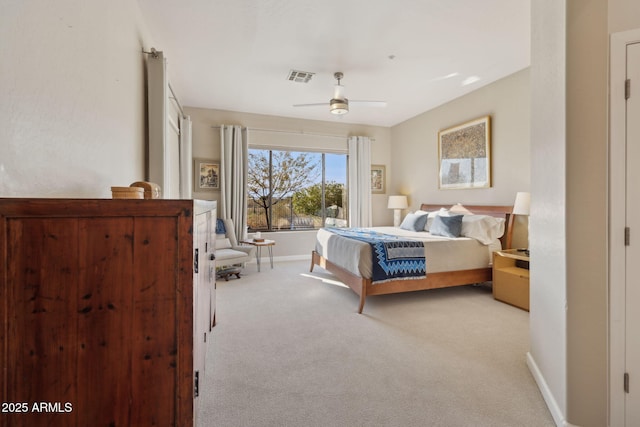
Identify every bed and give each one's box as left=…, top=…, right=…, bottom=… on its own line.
left=310, top=203, right=515, bottom=313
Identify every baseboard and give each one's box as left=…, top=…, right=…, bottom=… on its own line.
left=246, top=254, right=311, bottom=264
left=526, top=351, right=571, bottom=426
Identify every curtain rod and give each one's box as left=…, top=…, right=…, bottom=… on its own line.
left=211, top=125, right=375, bottom=141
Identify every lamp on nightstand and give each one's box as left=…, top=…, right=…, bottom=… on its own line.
left=513, top=192, right=531, bottom=216
left=388, top=195, right=408, bottom=227
left=509, top=191, right=530, bottom=252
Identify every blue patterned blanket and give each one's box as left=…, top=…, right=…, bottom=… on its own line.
left=327, top=228, right=426, bottom=284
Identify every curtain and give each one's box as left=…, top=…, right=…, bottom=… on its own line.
left=220, top=125, right=248, bottom=240
left=348, top=136, right=372, bottom=227
left=179, top=116, right=192, bottom=199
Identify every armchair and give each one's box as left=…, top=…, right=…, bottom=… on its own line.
left=215, top=218, right=255, bottom=269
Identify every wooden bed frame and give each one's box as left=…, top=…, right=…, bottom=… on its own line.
left=310, top=203, right=514, bottom=313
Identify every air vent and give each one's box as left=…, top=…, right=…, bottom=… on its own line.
left=287, top=70, right=314, bottom=83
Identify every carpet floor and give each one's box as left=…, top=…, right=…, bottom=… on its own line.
left=197, top=260, right=554, bottom=427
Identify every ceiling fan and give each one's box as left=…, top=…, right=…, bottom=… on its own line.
left=293, top=72, right=386, bottom=115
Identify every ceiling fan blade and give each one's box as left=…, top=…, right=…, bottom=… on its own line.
left=349, top=100, right=387, bottom=107
left=293, top=102, right=329, bottom=107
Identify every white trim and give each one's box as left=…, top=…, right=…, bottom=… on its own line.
left=211, top=125, right=357, bottom=140
left=273, top=255, right=311, bottom=263
left=527, top=352, right=567, bottom=426
left=246, top=254, right=311, bottom=264
left=247, top=144, right=347, bottom=155
left=610, top=27, right=640, bottom=427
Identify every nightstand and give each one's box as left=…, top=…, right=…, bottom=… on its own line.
left=492, top=249, right=530, bottom=311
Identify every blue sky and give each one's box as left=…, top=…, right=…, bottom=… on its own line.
left=324, top=153, right=347, bottom=184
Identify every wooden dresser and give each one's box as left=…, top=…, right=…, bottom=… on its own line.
left=0, top=198, right=216, bottom=427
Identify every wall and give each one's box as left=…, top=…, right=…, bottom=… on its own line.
left=528, top=1, right=568, bottom=425
left=390, top=68, right=531, bottom=248
left=566, top=1, right=609, bottom=425
left=0, top=0, right=152, bottom=197
left=186, top=107, right=391, bottom=259
left=609, top=0, right=640, bottom=33
left=390, top=69, right=530, bottom=209
left=529, top=1, right=612, bottom=426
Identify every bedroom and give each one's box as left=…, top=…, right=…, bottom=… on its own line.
left=1, top=1, right=639, bottom=426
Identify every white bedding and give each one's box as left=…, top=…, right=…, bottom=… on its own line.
left=315, top=226, right=501, bottom=280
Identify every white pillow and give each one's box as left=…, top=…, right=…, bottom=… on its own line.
left=400, top=212, right=429, bottom=232
left=460, top=215, right=505, bottom=245
left=215, top=237, right=232, bottom=249
left=425, top=208, right=449, bottom=231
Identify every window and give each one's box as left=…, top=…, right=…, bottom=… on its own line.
left=247, top=148, right=348, bottom=231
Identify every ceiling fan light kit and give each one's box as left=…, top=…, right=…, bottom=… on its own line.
left=293, top=71, right=385, bottom=116
left=330, top=98, right=349, bottom=115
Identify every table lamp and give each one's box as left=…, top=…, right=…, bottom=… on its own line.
left=388, top=195, right=408, bottom=227
left=511, top=191, right=531, bottom=253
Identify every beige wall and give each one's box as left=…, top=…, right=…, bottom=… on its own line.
left=530, top=1, right=610, bottom=425
left=186, top=107, right=392, bottom=258
left=529, top=1, right=568, bottom=424
left=390, top=69, right=531, bottom=248
left=609, top=0, right=640, bottom=33
left=0, top=0, right=152, bottom=197
left=390, top=69, right=530, bottom=208
left=530, top=1, right=639, bottom=426
left=566, top=1, right=609, bottom=425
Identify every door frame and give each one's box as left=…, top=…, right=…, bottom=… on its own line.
left=610, top=28, right=640, bottom=427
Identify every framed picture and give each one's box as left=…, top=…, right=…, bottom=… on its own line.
left=194, top=158, right=220, bottom=191
left=438, top=115, right=491, bottom=189
left=371, top=164, right=386, bottom=194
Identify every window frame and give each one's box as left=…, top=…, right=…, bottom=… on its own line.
left=247, top=146, right=348, bottom=232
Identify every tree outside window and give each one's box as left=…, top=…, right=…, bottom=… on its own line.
left=247, top=149, right=348, bottom=231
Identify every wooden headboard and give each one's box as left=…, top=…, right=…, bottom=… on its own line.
left=419, top=203, right=515, bottom=249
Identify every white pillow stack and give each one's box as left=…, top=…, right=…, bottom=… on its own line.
left=406, top=207, right=505, bottom=244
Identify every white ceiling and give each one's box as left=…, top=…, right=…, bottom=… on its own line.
left=137, top=0, right=530, bottom=127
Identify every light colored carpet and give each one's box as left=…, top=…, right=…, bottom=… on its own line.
left=197, top=260, right=554, bottom=427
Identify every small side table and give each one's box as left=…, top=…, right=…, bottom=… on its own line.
left=242, top=239, right=275, bottom=272
left=492, top=249, right=530, bottom=311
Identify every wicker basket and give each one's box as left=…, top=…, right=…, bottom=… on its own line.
left=111, top=186, right=144, bottom=199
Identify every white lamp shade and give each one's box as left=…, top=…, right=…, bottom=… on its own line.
left=512, top=192, right=531, bottom=215
left=387, top=195, right=408, bottom=210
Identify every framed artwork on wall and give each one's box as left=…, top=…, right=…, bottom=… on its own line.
left=371, top=164, right=386, bottom=194
left=438, top=115, right=491, bottom=189
left=194, top=158, right=220, bottom=191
